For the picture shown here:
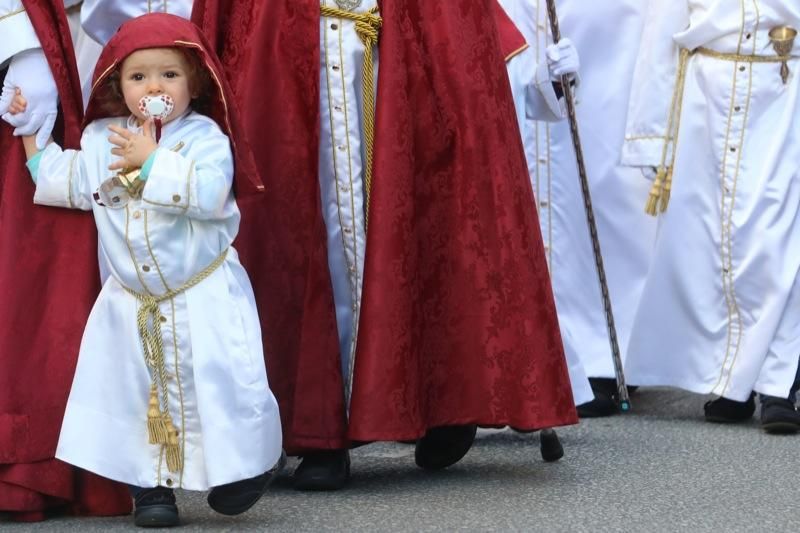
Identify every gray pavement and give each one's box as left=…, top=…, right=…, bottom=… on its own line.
left=2, top=388, right=797, bottom=532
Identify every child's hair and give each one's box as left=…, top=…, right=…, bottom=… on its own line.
left=96, top=47, right=213, bottom=118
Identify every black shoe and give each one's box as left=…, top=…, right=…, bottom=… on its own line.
left=133, top=487, right=179, bottom=528
left=293, top=450, right=350, bottom=491
left=704, top=392, right=756, bottom=423
left=414, top=425, right=477, bottom=470
left=577, top=378, right=619, bottom=418
left=760, top=397, right=800, bottom=434
left=207, top=451, right=287, bottom=515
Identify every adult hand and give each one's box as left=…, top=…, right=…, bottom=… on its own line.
left=546, top=38, right=580, bottom=79
left=108, top=119, right=158, bottom=171
left=0, top=48, right=58, bottom=150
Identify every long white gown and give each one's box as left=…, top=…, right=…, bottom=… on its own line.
left=33, top=112, right=283, bottom=490
left=622, top=0, right=800, bottom=401
left=499, top=0, right=654, bottom=403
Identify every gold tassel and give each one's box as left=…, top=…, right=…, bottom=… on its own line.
left=645, top=168, right=666, bottom=216
left=164, top=418, right=183, bottom=473
left=659, top=168, right=673, bottom=213
left=146, top=386, right=168, bottom=444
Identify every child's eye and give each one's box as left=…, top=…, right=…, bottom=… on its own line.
left=164, top=71, right=179, bottom=79
left=129, top=73, right=144, bottom=81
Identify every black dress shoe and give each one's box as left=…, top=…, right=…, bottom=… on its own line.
left=704, top=392, right=756, bottom=423
left=207, top=451, right=287, bottom=515
left=293, top=450, right=350, bottom=491
left=760, top=397, right=800, bottom=434
left=414, top=425, right=477, bottom=470
left=133, top=487, right=179, bottom=528
left=577, top=378, right=619, bottom=418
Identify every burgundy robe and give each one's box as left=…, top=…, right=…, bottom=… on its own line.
left=0, top=0, right=130, bottom=521
left=193, top=0, right=578, bottom=453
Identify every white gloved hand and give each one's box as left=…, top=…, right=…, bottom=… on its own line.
left=0, top=48, right=58, bottom=150
left=545, top=38, right=580, bottom=79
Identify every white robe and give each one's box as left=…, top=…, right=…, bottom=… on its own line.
left=33, top=112, right=282, bottom=490
left=622, top=0, right=800, bottom=401
left=499, top=0, right=653, bottom=404
left=319, top=0, right=582, bottom=399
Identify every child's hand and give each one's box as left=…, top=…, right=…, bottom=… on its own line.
left=5, top=89, right=45, bottom=160
left=6, top=88, right=27, bottom=115
left=108, top=119, right=158, bottom=171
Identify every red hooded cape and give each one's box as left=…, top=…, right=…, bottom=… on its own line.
left=193, top=0, right=577, bottom=452
left=83, top=13, right=262, bottom=197
left=0, top=0, right=130, bottom=522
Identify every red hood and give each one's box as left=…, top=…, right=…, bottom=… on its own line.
left=84, top=13, right=263, bottom=196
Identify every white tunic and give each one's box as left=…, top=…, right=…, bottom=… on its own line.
left=34, top=112, right=282, bottom=490
left=622, top=0, right=800, bottom=401
left=499, top=0, right=654, bottom=403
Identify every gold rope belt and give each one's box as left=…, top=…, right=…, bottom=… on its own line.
left=122, top=248, right=228, bottom=473
left=695, top=46, right=793, bottom=63
left=645, top=46, right=792, bottom=216
left=320, top=5, right=382, bottom=229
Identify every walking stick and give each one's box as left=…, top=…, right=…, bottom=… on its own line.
left=543, top=1, right=630, bottom=412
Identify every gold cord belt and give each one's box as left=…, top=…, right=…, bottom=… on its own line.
left=695, top=47, right=792, bottom=63
left=645, top=46, right=792, bottom=216
left=320, top=5, right=382, bottom=229
left=122, top=248, right=228, bottom=473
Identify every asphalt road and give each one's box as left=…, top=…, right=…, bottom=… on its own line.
left=2, top=387, right=797, bottom=532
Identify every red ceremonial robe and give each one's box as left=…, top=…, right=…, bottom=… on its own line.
left=193, top=0, right=578, bottom=453
left=0, top=1, right=130, bottom=521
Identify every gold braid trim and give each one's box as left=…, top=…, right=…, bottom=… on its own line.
left=0, top=7, right=25, bottom=22
left=320, top=5, right=382, bottom=229
left=122, top=249, right=228, bottom=473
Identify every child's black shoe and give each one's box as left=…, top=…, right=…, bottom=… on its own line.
left=207, top=451, right=287, bottom=515
left=133, top=487, right=179, bottom=528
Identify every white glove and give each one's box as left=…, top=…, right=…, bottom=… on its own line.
left=0, top=48, right=58, bottom=150
left=545, top=38, right=580, bottom=79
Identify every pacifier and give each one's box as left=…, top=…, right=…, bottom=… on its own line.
left=138, top=94, right=174, bottom=121
left=138, top=94, right=174, bottom=142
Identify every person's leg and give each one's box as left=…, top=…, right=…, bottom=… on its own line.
left=704, top=392, right=756, bottom=423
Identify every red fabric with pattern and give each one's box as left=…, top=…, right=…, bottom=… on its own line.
left=0, top=0, right=131, bottom=521
left=192, top=0, right=577, bottom=451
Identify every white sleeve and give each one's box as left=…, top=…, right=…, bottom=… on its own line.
left=620, top=0, right=690, bottom=168
left=506, top=46, right=563, bottom=122
left=33, top=141, right=94, bottom=211
left=0, top=0, right=41, bottom=66
left=80, top=0, right=192, bottom=45
left=141, top=126, right=237, bottom=221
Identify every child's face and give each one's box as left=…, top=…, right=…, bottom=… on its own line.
left=120, top=48, right=195, bottom=124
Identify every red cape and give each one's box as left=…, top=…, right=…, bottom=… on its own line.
left=193, top=0, right=577, bottom=452
left=0, top=1, right=130, bottom=521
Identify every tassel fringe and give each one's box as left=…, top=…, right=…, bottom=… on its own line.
left=147, top=386, right=168, bottom=444
left=659, top=168, right=673, bottom=213
left=645, top=168, right=666, bottom=216
left=165, top=419, right=183, bottom=473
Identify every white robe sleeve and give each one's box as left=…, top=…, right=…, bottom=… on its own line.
left=506, top=46, right=563, bottom=122
left=141, top=127, right=236, bottom=221
left=620, top=0, right=690, bottom=168
left=33, top=141, right=94, bottom=211
left=80, top=0, right=192, bottom=45
left=0, top=0, right=40, bottom=66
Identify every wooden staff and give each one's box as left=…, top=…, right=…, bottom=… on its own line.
left=543, top=0, right=630, bottom=412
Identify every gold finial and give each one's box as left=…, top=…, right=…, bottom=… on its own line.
left=769, top=26, right=797, bottom=84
